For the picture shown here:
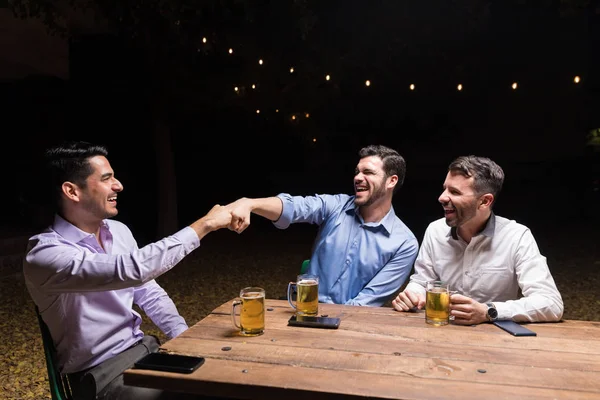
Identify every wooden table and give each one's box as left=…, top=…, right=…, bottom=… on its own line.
left=124, top=299, right=600, bottom=399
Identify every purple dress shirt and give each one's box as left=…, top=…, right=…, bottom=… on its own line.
left=23, top=215, right=199, bottom=373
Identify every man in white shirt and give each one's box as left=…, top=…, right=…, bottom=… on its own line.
left=392, top=155, right=563, bottom=325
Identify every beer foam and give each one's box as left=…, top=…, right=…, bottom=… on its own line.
left=298, top=279, right=317, bottom=285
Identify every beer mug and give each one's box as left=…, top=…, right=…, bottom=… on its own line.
left=231, top=287, right=265, bottom=336
left=425, top=280, right=450, bottom=326
left=287, top=274, right=319, bottom=316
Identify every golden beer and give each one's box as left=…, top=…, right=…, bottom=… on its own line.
left=231, top=287, right=265, bottom=336
left=296, top=279, right=319, bottom=316
left=426, top=288, right=450, bottom=326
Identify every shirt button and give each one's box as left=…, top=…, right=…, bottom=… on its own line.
left=346, top=260, right=350, bottom=265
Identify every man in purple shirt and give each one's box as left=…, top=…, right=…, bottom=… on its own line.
left=24, top=141, right=232, bottom=399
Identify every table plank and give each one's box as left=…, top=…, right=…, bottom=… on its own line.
left=124, top=358, right=600, bottom=400
left=160, top=336, right=600, bottom=393
left=177, top=322, right=600, bottom=372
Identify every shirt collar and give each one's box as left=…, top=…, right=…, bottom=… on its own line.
left=345, top=200, right=396, bottom=235
left=448, top=213, right=496, bottom=240
left=52, top=214, right=110, bottom=244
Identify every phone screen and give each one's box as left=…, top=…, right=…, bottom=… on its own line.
left=134, top=352, right=205, bottom=374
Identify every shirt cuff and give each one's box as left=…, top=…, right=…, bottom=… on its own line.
left=493, top=302, right=511, bottom=320
left=273, top=193, right=293, bottom=229
left=406, top=281, right=427, bottom=297
left=173, top=226, right=201, bottom=252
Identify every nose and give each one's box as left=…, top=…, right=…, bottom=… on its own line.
left=113, top=179, right=124, bottom=192
left=438, top=190, right=449, bottom=204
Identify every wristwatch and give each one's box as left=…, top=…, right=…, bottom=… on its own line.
left=486, top=302, right=498, bottom=322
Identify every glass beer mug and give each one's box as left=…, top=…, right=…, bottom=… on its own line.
left=231, top=287, right=265, bottom=336
left=287, top=274, right=319, bottom=316
left=425, top=281, right=450, bottom=326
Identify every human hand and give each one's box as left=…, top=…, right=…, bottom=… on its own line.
left=449, top=294, right=488, bottom=325
left=224, top=198, right=253, bottom=234
left=203, top=204, right=233, bottom=232
left=392, top=290, right=425, bottom=312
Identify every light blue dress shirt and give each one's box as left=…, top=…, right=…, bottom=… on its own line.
left=23, top=215, right=198, bottom=373
left=275, top=193, right=418, bottom=306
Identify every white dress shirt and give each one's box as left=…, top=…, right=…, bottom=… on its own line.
left=405, top=214, right=564, bottom=322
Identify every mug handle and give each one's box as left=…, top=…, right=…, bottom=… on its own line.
left=287, top=282, right=297, bottom=310
left=231, top=299, right=242, bottom=329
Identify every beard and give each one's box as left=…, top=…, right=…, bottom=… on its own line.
left=355, top=182, right=387, bottom=208
left=444, top=201, right=477, bottom=227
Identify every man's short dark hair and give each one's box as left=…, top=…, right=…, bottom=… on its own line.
left=448, top=155, right=504, bottom=197
left=44, top=141, right=108, bottom=211
left=358, top=145, right=406, bottom=193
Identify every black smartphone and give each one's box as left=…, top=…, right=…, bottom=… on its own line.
left=134, top=352, right=205, bottom=374
left=288, top=315, right=341, bottom=329
left=493, top=320, right=537, bottom=337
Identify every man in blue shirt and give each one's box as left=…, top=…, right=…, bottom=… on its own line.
left=226, top=145, right=418, bottom=306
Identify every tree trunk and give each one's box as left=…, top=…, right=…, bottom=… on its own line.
left=153, top=117, right=178, bottom=238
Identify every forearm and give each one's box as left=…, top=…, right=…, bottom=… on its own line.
left=190, top=215, right=220, bottom=240
left=245, top=197, right=284, bottom=221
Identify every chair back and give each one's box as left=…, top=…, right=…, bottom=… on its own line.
left=300, top=259, right=310, bottom=274
left=34, top=306, right=72, bottom=400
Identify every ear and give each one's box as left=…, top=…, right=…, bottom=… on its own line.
left=61, top=182, right=81, bottom=203
left=386, top=175, right=398, bottom=190
left=479, top=193, right=494, bottom=209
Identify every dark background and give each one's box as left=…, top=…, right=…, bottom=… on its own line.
left=1, top=0, right=599, bottom=247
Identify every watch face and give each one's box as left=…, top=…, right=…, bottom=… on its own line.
left=488, top=307, right=498, bottom=319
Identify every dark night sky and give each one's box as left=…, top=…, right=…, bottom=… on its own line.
left=1, top=1, right=598, bottom=244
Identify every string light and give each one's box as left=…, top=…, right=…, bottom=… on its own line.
left=305, top=113, right=310, bottom=118
left=312, top=138, right=317, bottom=142
left=258, top=59, right=264, bottom=65
left=409, top=84, right=415, bottom=91
left=256, top=109, right=260, bottom=114
left=574, top=76, right=581, bottom=83
left=228, top=48, right=233, bottom=54
left=512, top=82, right=518, bottom=90
left=292, top=115, right=296, bottom=120
left=290, top=67, right=294, bottom=73
left=325, top=74, right=331, bottom=81
left=252, top=84, right=256, bottom=89
left=365, top=80, right=371, bottom=87
left=457, top=84, right=463, bottom=91
left=275, top=109, right=279, bottom=113
left=202, top=37, right=207, bottom=43
left=234, top=87, right=239, bottom=92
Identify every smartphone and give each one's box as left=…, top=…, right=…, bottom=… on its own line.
left=134, top=352, right=205, bottom=374
left=288, top=315, right=341, bottom=329
left=493, top=320, right=537, bottom=337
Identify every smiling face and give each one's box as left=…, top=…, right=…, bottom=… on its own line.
left=438, top=171, right=481, bottom=228
left=354, top=156, right=391, bottom=208
left=76, top=155, right=123, bottom=223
